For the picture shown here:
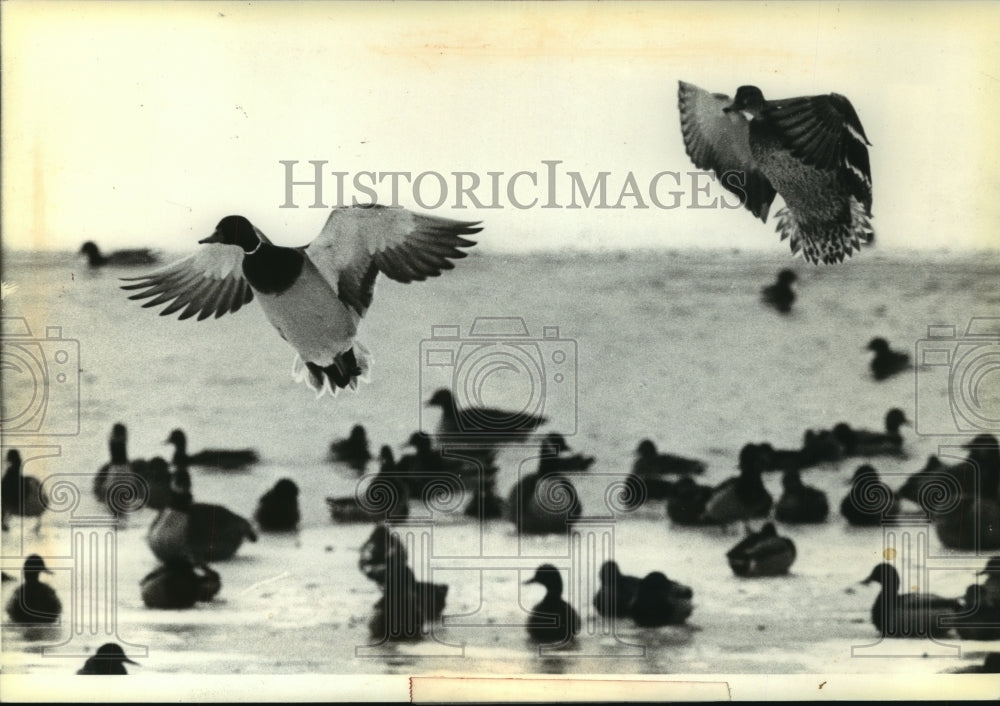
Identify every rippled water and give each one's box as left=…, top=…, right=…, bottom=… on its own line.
left=2, top=247, right=999, bottom=696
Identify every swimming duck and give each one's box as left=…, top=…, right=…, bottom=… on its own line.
left=328, top=424, right=372, bottom=472
left=2, top=450, right=47, bottom=532
left=397, top=431, right=486, bottom=497
left=678, top=81, right=874, bottom=264
left=840, top=464, right=900, bottom=526
left=79, top=241, right=158, bottom=268
left=633, top=439, right=705, bottom=476
left=866, top=338, right=911, bottom=381
left=774, top=470, right=829, bottom=524
left=952, top=583, right=1000, bottom=641
left=592, top=560, right=641, bottom=620
left=524, top=564, right=581, bottom=644
left=122, top=206, right=480, bottom=397
left=630, top=571, right=694, bottom=627
left=861, top=563, right=961, bottom=638
left=929, top=436, right=1000, bottom=550
left=368, top=553, right=448, bottom=642
left=254, top=478, right=300, bottom=532
left=796, top=429, right=846, bottom=467
left=147, top=476, right=258, bottom=564
left=832, top=408, right=909, bottom=457
left=761, top=269, right=797, bottom=314
left=665, top=475, right=715, bottom=526
left=76, top=643, right=139, bottom=675
left=140, top=560, right=221, bottom=609
left=507, top=438, right=583, bottom=535
left=726, top=523, right=796, bottom=577
left=426, top=388, right=547, bottom=446
left=6, top=554, right=61, bottom=624
left=326, top=446, right=410, bottom=523
left=700, top=446, right=773, bottom=525
left=165, top=429, right=259, bottom=470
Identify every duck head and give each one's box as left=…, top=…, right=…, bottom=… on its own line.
left=426, top=388, right=454, bottom=409
left=22, top=554, right=53, bottom=581
left=861, top=562, right=901, bottom=591
left=525, top=564, right=563, bottom=595
left=272, top=478, right=299, bottom=498
left=378, top=445, right=396, bottom=470
left=832, top=423, right=854, bottom=446
left=165, top=429, right=187, bottom=450
left=723, top=86, right=766, bottom=120
left=5, top=449, right=22, bottom=474
left=598, top=560, right=623, bottom=585
left=636, top=439, right=657, bottom=458
left=776, top=269, right=797, bottom=285
left=738, top=443, right=765, bottom=473
left=885, top=408, right=910, bottom=432
left=866, top=337, right=890, bottom=353
left=349, top=425, right=368, bottom=442
left=199, top=215, right=261, bottom=253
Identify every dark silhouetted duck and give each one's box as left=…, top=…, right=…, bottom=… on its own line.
left=665, top=476, right=715, bottom=526
left=140, top=560, right=221, bottom=609
left=524, top=564, right=581, bottom=644
left=952, top=583, right=1000, bottom=641
left=833, top=408, right=909, bottom=457
left=254, top=478, right=300, bottom=532
left=897, top=454, right=945, bottom=505
left=840, top=465, right=900, bottom=526
left=761, top=269, right=797, bottom=313
left=754, top=442, right=803, bottom=473
left=678, top=81, right=874, bottom=264
left=631, top=571, right=694, bottom=627
left=397, top=431, right=487, bottom=497
left=6, top=555, right=61, bottom=623
left=701, top=446, right=773, bottom=525
left=866, top=338, right=910, bottom=381
left=592, top=561, right=641, bottom=620
left=796, top=429, right=846, bottom=467
left=123, top=207, right=479, bottom=397
left=774, top=470, right=829, bottom=524
left=726, top=523, right=796, bottom=577
left=930, top=435, right=1000, bottom=550
left=326, top=446, right=410, bottom=523
left=861, top=563, right=961, bottom=638
left=80, top=241, right=158, bottom=268
left=368, top=551, right=448, bottom=642
left=507, top=438, right=583, bottom=535
left=147, top=474, right=258, bottom=564
left=166, top=429, right=259, bottom=470
left=426, top=388, right=547, bottom=445
left=2, top=450, right=47, bottom=532
left=633, top=439, right=705, bottom=476
left=328, top=424, right=372, bottom=472
left=76, top=643, right=139, bottom=675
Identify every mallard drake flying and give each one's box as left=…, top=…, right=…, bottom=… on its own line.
left=678, top=81, right=874, bottom=264
left=122, top=205, right=480, bottom=397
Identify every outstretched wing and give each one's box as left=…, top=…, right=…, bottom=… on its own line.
left=763, top=93, right=873, bottom=214
left=678, top=80, right=778, bottom=222
left=120, top=244, right=253, bottom=321
left=305, top=204, right=480, bottom=316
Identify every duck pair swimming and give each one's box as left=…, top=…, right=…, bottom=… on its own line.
left=593, top=561, right=694, bottom=627
left=123, top=206, right=480, bottom=397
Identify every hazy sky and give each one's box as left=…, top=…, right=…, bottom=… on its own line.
left=3, top=1, right=999, bottom=254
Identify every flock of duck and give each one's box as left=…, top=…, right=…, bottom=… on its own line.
left=4, top=376, right=1000, bottom=669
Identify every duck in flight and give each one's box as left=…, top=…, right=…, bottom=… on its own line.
left=122, top=205, right=480, bottom=397
left=678, top=81, right=874, bottom=264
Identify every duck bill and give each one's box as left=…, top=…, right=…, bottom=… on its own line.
left=523, top=578, right=538, bottom=586
left=198, top=231, right=224, bottom=244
